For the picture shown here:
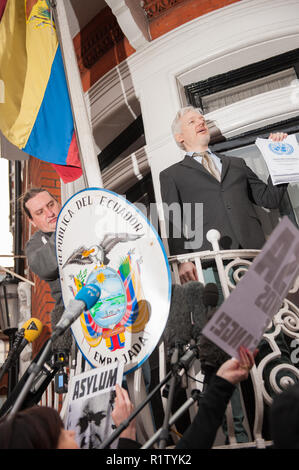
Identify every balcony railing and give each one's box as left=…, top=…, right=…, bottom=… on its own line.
left=163, top=229, right=299, bottom=448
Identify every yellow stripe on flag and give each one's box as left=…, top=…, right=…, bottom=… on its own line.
left=0, top=0, right=57, bottom=148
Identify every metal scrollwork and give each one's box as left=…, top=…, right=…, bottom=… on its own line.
left=256, top=299, right=299, bottom=405
left=224, top=257, right=253, bottom=291
left=167, top=229, right=299, bottom=447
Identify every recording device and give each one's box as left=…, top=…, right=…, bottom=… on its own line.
left=163, top=282, right=217, bottom=349
left=51, top=282, right=101, bottom=340
left=53, top=351, right=68, bottom=394
left=0, top=341, right=71, bottom=417
left=51, top=283, right=102, bottom=392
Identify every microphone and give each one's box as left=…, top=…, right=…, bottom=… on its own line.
left=202, top=283, right=219, bottom=311
left=163, top=283, right=203, bottom=353
left=51, top=283, right=101, bottom=340
left=163, top=281, right=208, bottom=372
left=22, top=318, right=43, bottom=343
left=171, top=282, right=219, bottom=374
left=0, top=318, right=43, bottom=381
left=198, top=283, right=230, bottom=374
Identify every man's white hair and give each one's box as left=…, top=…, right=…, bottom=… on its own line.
left=171, top=106, right=204, bottom=150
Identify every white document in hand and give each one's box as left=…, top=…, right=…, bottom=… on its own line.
left=255, top=134, right=299, bottom=185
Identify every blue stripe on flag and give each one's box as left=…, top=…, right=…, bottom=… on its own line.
left=23, top=45, right=74, bottom=165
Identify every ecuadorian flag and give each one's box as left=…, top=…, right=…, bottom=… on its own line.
left=0, top=0, right=82, bottom=182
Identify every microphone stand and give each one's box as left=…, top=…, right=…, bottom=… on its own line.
left=142, top=389, right=202, bottom=449
left=6, top=296, right=98, bottom=420
left=158, top=347, right=180, bottom=449
left=100, top=344, right=196, bottom=449
left=7, top=338, right=53, bottom=420
left=0, top=329, right=25, bottom=383
left=6, top=291, right=100, bottom=420
left=99, top=369, right=173, bottom=449
left=0, top=338, right=63, bottom=418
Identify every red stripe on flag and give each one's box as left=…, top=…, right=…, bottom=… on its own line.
left=51, top=163, right=83, bottom=183
left=0, top=0, right=8, bottom=21
left=66, top=132, right=81, bottom=167
left=52, top=132, right=82, bottom=183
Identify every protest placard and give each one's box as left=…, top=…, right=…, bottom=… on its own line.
left=202, top=217, right=299, bottom=359
left=65, top=362, right=124, bottom=449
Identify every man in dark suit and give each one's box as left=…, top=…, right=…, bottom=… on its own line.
left=160, top=106, right=289, bottom=443
left=160, top=106, right=288, bottom=283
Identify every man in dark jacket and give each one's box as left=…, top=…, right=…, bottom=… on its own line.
left=22, top=187, right=72, bottom=353
left=160, top=106, right=288, bottom=283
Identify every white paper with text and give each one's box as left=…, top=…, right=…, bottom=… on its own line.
left=65, top=362, right=124, bottom=449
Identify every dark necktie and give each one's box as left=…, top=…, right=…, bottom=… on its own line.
left=193, top=151, right=221, bottom=182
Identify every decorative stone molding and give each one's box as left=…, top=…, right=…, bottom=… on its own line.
left=61, top=146, right=150, bottom=204
left=87, top=60, right=138, bottom=131
left=17, top=282, right=32, bottom=376
left=102, top=146, right=150, bottom=193
left=141, top=0, right=187, bottom=19
left=106, top=0, right=151, bottom=50
left=17, top=282, right=31, bottom=326
left=206, top=86, right=299, bottom=139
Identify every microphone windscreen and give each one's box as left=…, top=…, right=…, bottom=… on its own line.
left=181, top=281, right=208, bottom=340
left=163, top=284, right=194, bottom=349
left=23, top=318, right=43, bottom=343
left=202, top=283, right=218, bottom=308
left=199, top=335, right=230, bottom=372
left=198, top=284, right=230, bottom=371
left=75, top=283, right=101, bottom=310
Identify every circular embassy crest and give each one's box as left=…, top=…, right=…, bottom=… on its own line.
left=268, top=142, right=294, bottom=156
left=56, top=188, right=171, bottom=374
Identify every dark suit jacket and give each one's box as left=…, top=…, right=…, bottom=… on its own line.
left=159, top=153, right=288, bottom=255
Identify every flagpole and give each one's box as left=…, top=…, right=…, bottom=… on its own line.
left=49, top=1, right=103, bottom=188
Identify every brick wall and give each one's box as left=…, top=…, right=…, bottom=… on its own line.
left=73, top=6, right=135, bottom=92
left=147, top=0, right=241, bottom=39
left=75, top=0, right=241, bottom=90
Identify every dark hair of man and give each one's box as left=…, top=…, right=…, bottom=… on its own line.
left=0, top=406, right=64, bottom=449
left=20, top=187, right=56, bottom=219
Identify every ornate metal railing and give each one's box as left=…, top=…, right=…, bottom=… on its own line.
left=164, top=229, right=299, bottom=448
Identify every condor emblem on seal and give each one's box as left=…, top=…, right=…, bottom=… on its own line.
left=56, top=188, right=171, bottom=374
